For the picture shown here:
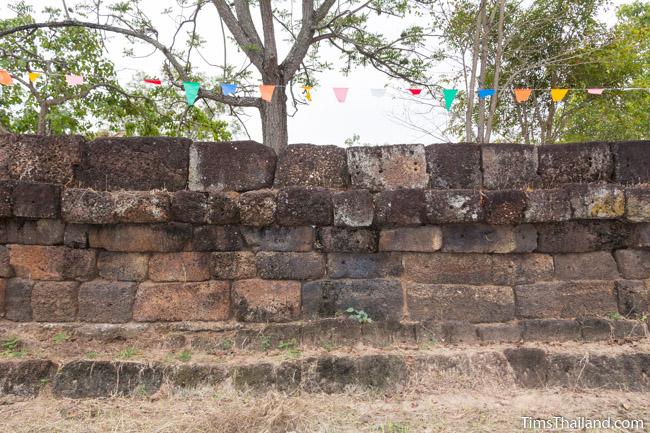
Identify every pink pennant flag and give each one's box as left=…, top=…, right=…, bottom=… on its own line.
left=587, top=88, right=604, bottom=95
left=65, top=74, right=84, bottom=86
left=408, top=88, right=422, bottom=96
left=259, top=84, right=276, bottom=102
left=333, top=87, right=349, bottom=103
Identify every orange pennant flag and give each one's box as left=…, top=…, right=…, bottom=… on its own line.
left=259, top=85, right=276, bottom=102
left=0, top=70, right=13, bottom=86
left=514, top=88, right=532, bottom=103
left=551, top=88, right=569, bottom=102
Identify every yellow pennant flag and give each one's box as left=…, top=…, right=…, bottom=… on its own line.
left=28, top=72, right=41, bottom=83
left=303, top=85, right=313, bottom=102
left=551, top=88, right=569, bottom=102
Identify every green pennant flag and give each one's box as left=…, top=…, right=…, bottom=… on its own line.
left=183, top=81, right=200, bottom=106
left=443, top=89, right=459, bottom=111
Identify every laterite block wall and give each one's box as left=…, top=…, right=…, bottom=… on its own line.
left=1, top=135, right=650, bottom=335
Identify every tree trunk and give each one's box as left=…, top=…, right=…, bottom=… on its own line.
left=465, top=0, right=485, bottom=143
left=259, top=85, right=288, bottom=152
left=37, top=104, right=48, bottom=135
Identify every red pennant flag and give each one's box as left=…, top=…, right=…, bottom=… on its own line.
left=144, top=79, right=162, bottom=85
left=408, top=88, right=422, bottom=96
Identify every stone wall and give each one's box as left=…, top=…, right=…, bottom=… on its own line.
left=1, top=135, right=650, bottom=330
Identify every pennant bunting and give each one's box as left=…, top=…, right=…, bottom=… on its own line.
left=551, top=88, right=569, bottom=102
left=443, top=89, right=458, bottom=111
left=370, top=88, right=386, bottom=97
left=408, top=88, right=422, bottom=96
left=259, top=84, right=275, bottom=102
left=303, top=85, right=313, bottom=102
left=183, top=81, right=200, bottom=106
left=0, top=70, right=13, bottom=86
left=65, top=74, right=84, bottom=86
left=478, top=89, right=496, bottom=99
left=144, top=79, right=162, bottom=85
left=28, top=72, right=41, bottom=83
left=514, top=88, right=532, bottom=103
left=221, top=83, right=238, bottom=96
left=587, top=88, right=604, bottom=95
left=333, top=87, right=349, bottom=103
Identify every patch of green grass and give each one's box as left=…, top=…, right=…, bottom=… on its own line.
left=85, top=351, right=98, bottom=359
left=346, top=307, right=373, bottom=324
left=52, top=332, right=71, bottom=344
left=375, top=421, right=410, bottom=432
left=218, top=339, right=233, bottom=351
left=177, top=350, right=192, bottom=362
left=259, top=336, right=272, bottom=351
left=277, top=339, right=301, bottom=358
left=607, top=311, right=623, bottom=321
left=1, top=337, right=26, bottom=358
left=320, top=340, right=335, bottom=352
left=118, top=347, right=138, bottom=360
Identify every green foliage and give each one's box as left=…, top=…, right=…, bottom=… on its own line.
left=1, top=336, right=26, bottom=358
left=118, top=347, right=137, bottom=360
left=52, top=332, right=71, bottom=344
left=607, top=312, right=623, bottom=321
left=346, top=307, right=373, bottom=324
left=259, top=336, right=272, bottom=351
left=176, top=350, right=192, bottom=362
left=218, top=338, right=233, bottom=351
left=277, top=339, right=301, bottom=358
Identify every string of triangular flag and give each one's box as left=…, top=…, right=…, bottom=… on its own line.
left=1, top=68, right=648, bottom=110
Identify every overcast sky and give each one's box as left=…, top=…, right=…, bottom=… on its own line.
left=5, top=0, right=632, bottom=145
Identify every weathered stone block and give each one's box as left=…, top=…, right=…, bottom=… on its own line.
left=8, top=245, right=64, bottom=280
left=0, top=135, right=15, bottom=179
left=276, top=187, right=332, bottom=226
left=189, top=141, right=276, bottom=192
left=374, top=189, right=426, bottom=226
left=4, top=278, right=33, bottom=321
left=567, top=184, right=624, bottom=219
left=0, top=278, right=4, bottom=317
left=379, top=227, right=442, bottom=252
left=537, top=142, right=613, bottom=186
left=62, top=249, right=97, bottom=281
left=405, top=283, right=514, bottom=322
left=425, top=190, right=482, bottom=223
left=0, top=246, right=11, bottom=278
left=134, top=281, right=230, bottom=321
left=112, top=190, right=171, bottom=223
left=97, top=252, right=149, bottom=281
left=256, top=252, right=325, bottom=280
left=316, top=227, right=378, bottom=253
left=77, top=137, right=190, bottom=191
left=442, top=224, right=536, bottom=253
left=239, top=190, right=277, bottom=226
left=243, top=226, right=314, bottom=252
left=61, top=189, right=115, bottom=224
left=614, top=250, right=650, bottom=279
left=149, top=252, right=212, bottom=282
left=191, top=225, right=243, bottom=251
left=490, top=254, right=555, bottom=286
left=78, top=280, right=137, bottom=323
left=536, top=221, right=632, bottom=253
left=275, top=144, right=348, bottom=188
left=89, top=223, right=192, bottom=252
left=514, top=281, right=617, bottom=318
left=302, top=279, right=403, bottom=321
left=347, top=144, right=428, bottom=191
left=553, top=252, right=619, bottom=280
left=630, top=223, right=650, bottom=248
left=232, top=279, right=300, bottom=322
left=522, top=319, right=581, bottom=342
left=327, top=253, right=402, bottom=279
left=426, top=143, right=481, bottom=189
left=8, top=135, right=83, bottom=184
left=211, top=252, right=257, bottom=279
left=625, top=187, right=650, bottom=222
left=476, top=322, right=523, bottom=343
left=483, top=190, right=527, bottom=224
left=170, top=190, right=207, bottom=223
left=0, top=181, right=12, bottom=217
left=333, top=190, right=374, bottom=227
left=616, top=280, right=649, bottom=317
left=12, top=182, right=61, bottom=218
left=64, top=224, right=89, bottom=249
left=524, top=189, right=571, bottom=222
left=482, top=144, right=538, bottom=189
left=206, top=192, right=239, bottom=224
left=612, top=141, right=650, bottom=184
left=5, top=219, right=64, bottom=245
left=31, top=281, right=78, bottom=322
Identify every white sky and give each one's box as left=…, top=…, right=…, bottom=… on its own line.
left=3, top=0, right=631, bottom=145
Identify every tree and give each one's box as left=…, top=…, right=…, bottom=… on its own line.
left=0, top=0, right=435, bottom=150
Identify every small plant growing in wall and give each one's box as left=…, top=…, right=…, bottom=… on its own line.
left=1, top=337, right=26, bottom=358
left=346, top=307, right=373, bottom=324
left=277, top=339, right=301, bottom=358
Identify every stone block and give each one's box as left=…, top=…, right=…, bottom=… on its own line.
left=612, top=141, right=650, bottom=184
left=327, top=253, right=402, bottom=279
left=191, top=225, right=243, bottom=251
left=482, top=144, right=538, bottom=189
left=206, top=192, right=239, bottom=224
left=275, top=144, right=348, bottom=187
left=78, top=280, right=137, bottom=323
left=112, top=190, right=171, bottom=223
left=133, top=281, right=230, bottom=321
left=211, top=252, right=257, bottom=279
left=625, top=187, right=650, bottom=222
left=424, top=190, right=482, bottom=223
left=347, top=144, right=428, bottom=191
left=630, top=223, right=650, bottom=248
left=302, top=279, right=403, bottom=321
left=189, top=141, right=276, bottom=192
left=61, top=189, right=116, bottom=224
left=522, top=319, right=581, bottom=342
left=537, top=142, right=613, bottom=186
left=77, top=137, right=190, bottom=191
left=405, top=283, right=514, bottom=322
left=0, top=181, right=12, bottom=217
left=476, top=322, right=523, bottom=343
left=0, top=278, right=4, bottom=317
left=554, top=252, right=619, bottom=280
left=232, top=279, right=300, bottom=322
left=276, top=187, right=332, bottom=226
left=441, top=224, right=536, bottom=253
left=0, top=134, right=14, bottom=179
left=170, top=190, right=207, bottom=223
left=614, top=250, right=650, bottom=279
left=4, top=219, right=64, bottom=245
left=316, top=227, right=378, bottom=253
left=12, top=182, right=61, bottom=218
left=63, top=224, right=89, bottom=249
left=483, top=190, right=527, bottom=224
left=426, top=143, right=481, bottom=189
left=238, top=190, right=277, bottom=226
left=567, top=184, right=624, bottom=219
left=524, top=189, right=572, bottom=222
left=62, top=249, right=97, bottom=281
left=4, top=278, right=34, bottom=321
left=514, top=280, right=617, bottom=319
left=255, top=252, right=325, bottom=280
left=616, top=280, right=649, bottom=317
left=97, top=252, right=149, bottom=281
left=89, top=223, right=192, bottom=252
left=243, top=226, right=314, bottom=252
left=374, top=189, right=426, bottom=226
left=0, top=246, right=11, bottom=278
left=536, top=221, right=632, bottom=253
left=31, top=281, right=78, bottom=322
left=379, top=227, right=442, bottom=252
left=8, top=134, right=83, bottom=184
left=149, top=252, right=212, bottom=282
left=8, top=245, right=65, bottom=280
left=332, top=190, right=374, bottom=227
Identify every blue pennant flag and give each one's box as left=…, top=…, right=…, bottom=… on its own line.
left=478, top=89, right=496, bottom=99
left=221, top=83, right=238, bottom=96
